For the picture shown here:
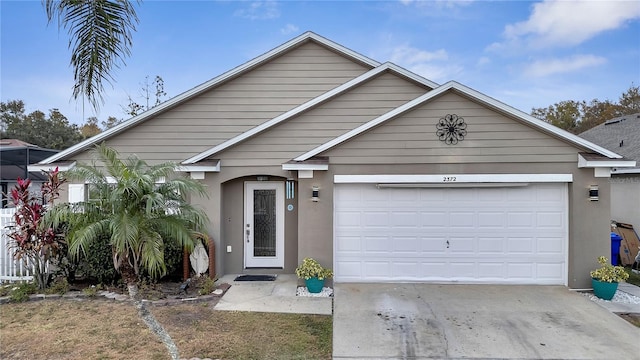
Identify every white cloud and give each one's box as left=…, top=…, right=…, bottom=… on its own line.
left=476, top=56, right=491, bottom=67
left=390, top=45, right=449, bottom=64
left=503, top=0, right=640, bottom=48
left=280, top=24, right=299, bottom=35
left=234, top=1, right=280, bottom=20
left=523, top=54, right=607, bottom=77
left=387, top=44, right=462, bottom=82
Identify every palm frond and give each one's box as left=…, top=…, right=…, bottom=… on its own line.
left=139, top=230, right=166, bottom=278
left=68, top=219, right=110, bottom=259
left=44, top=0, right=139, bottom=110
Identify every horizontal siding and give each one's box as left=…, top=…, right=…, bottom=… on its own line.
left=218, top=71, right=429, bottom=166
left=70, top=41, right=370, bottom=164
left=323, top=91, right=581, bottom=165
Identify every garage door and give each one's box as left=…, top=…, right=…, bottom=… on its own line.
left=334, top=183, right=568, bottom=284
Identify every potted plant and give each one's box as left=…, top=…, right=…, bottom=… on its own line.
left=590, top=256, right=629, bottom=300
left=295, top=257, right=333, bottom=293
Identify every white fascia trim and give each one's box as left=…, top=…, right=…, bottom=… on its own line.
left=183, top=65, right=393, bottom=164
left=446, top=82, right=623, bottom=159
left=176, top=161, right=221, bottom=173
left=281, top=163, right=329, bottom=171
left=40, top=32, right=380, bottom=165
left=577, top=154, right=636, bottom=168
left=304, top=32, right=380, bottom=67
left=334, top=174, right=574, bottom=184
left=612, top=168, right=640, bottom=174
left=296, top=81, right=622, bottom=161
left=28, top=162, right=76, bottom=172
left=295, top=83, right=454, bottom=161
left=385, top=62, right=439, bottom=89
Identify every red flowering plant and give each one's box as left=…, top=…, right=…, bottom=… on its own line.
left=7, top=168, right=65, bottom=289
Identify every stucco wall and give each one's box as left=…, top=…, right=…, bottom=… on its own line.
left=610, top=175, right=640, bottom=227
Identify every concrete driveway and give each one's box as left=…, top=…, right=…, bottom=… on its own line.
left=333, top=283, right=639, bottom=359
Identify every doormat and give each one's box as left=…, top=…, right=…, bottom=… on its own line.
left=234, top=275, right=277, bottom=281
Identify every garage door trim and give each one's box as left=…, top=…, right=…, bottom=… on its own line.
left=334, top=174, right=573, bottom=184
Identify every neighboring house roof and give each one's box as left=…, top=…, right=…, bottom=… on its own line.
left=0, top=139, right=37, bottom=147
left=579, top=113, right=640, bottom=174
left=0, top=140, right=59, bottom=181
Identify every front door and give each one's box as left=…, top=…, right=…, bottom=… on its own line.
left=244, top=181, right=285, bottom=268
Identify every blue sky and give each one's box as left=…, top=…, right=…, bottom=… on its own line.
left=2, top=0, right=639, bottom=125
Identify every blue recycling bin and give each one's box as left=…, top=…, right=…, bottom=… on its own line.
left=610, top=232, right=622, bottom=265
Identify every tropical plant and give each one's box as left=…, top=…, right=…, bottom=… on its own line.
left=44, top=0, right=140, bottom=110
left=295, top=258, right=333, bottom=280
left=590, top=256, right=630, bottom=283
left=45, top=144, right=208, bottom=298
left=7, top=168, right=66, bottom=289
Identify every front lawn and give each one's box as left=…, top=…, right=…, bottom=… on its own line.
left=0, top=300, right=332, bottom=359
left=625, top=267, right=640, bottom=287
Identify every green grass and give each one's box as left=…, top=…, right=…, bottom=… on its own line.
left=624, top=267, right=640, bottom=287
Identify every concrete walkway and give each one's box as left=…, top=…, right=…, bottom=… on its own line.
left=590, top=281, right=640, bottom=313
left=213, top=274, right=332, bottom=315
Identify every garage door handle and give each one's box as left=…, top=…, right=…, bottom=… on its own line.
left=446, top=240, right=450, bottom=248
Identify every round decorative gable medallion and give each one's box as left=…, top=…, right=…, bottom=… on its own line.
left=436, top=114, right=467, bottom=145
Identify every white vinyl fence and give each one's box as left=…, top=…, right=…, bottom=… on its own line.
left=0, top=208, right=34, bottom=282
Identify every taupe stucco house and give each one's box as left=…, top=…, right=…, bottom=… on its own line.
left=32, top=32, right=635, bottom=289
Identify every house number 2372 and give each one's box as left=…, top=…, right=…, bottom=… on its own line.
left=443, top=176, right=457, bottom=182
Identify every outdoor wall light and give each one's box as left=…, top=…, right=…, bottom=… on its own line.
left=311, top=186, right=319, bottom=202
left=589, top=185, right=599, bottom=201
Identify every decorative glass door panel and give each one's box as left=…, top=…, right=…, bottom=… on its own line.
left=253, top=189, right=276, bottom=257
left=244, top=182, right=284, bottom=268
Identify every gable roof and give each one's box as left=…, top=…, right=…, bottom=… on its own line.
left=579, top=113, right=640, bottom=173
left=294, top=81, right=624, bottom=162
left=182, top=62, right=438, bottom=164
left=38, top=32, right=383, bottom=165
left=37, top=32, right=623, bottom=169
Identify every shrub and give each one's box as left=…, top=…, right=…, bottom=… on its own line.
left=78, top=234, right=120, bottom=285
left=198, top=277, right=217, bottom=295
left=295, top=258, right=333, bottom=280
left=590, top=256, right=630, bottom=283
left=82, top=284, right=103, bottom=297
left=45, top=278, right=69, bottom=295
left=10, top=281, right=38, bottom=302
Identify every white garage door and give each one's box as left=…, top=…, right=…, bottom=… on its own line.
left=334, top=183, right=568, bottom=284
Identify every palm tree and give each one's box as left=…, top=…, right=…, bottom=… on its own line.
left=44, top=0, right=140, bottom=110
left=47, top=144, right=208, bottom=298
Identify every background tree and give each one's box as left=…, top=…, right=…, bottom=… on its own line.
left=125, top=75, right=167, bottom=117
left=80, top=117, right=102, bottom=139
left=532, top=84, right=640, bottom=134
left=44, top=0, right=140, bottom=110
left=46, top=144, right=208, bottom=298
left=618, top=85, right=640, bottom=113
left=102, top=116, right=124, bottom=130
left=1, top=100, right=83, bottom=149
left=531, top=100, right=583, bottom=133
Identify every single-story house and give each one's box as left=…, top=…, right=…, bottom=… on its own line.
left=579, top=113, right=640, bottom=228
left=31, top=32, right=635, bottom=289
